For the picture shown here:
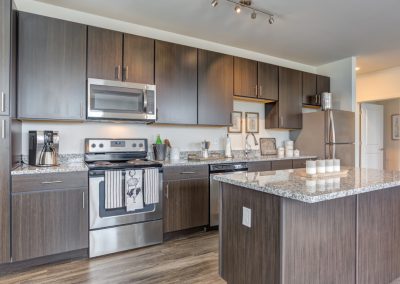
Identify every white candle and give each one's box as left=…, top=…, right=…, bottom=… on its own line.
left=317, top=160, right=326, bottom=174
left=333, top=159, right=341, bottom=172
left=325, top=159, right=334, bottom=173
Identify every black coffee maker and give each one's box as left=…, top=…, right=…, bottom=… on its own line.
left=29, top=131, right=59, bottom=166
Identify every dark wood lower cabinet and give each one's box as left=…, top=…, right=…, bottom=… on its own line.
left=163, top=178, right=209, bottom=233
left=0, top=117, right=10, bottom=264
left=12, top=187, right=88, bottom=262
left=247, top=161, right=272, bottom=172
left=271, top=160, right=293, bottom=170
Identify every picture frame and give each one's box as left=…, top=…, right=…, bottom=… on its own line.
left=392, top=114, right=400, bottom=140
left=228, top=111, right=242, bottom=133
left=260, top=138, right=277, bottom=156
left=245, top=112, right=259, bottom=133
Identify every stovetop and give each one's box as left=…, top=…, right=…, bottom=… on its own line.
left=86, top=159, right=162, bottom=170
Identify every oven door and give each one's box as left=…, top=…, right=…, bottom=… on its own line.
left=89, top=169, right=163, bottom=230
left=87, top=78, right=156, bottom=121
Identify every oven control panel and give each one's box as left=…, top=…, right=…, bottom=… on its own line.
left=85, top=139, right=147, bottom=153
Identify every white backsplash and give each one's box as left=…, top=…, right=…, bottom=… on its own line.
left=20, top=100, right=289, bottom=155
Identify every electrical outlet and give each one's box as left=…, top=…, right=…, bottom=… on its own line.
left=242, top=206, right=251, bottom=228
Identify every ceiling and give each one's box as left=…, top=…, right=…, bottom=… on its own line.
left=36, top=0, right=400, bottom=74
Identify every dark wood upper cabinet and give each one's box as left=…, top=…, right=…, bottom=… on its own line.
left=317, top=75, right=330, bottom=94
left=198, top=49, right=233, bottom=126
left=234, top=57, right=258, bottom=98
left=87, top=26, right=123, bottom=81
left=0, top=117, right=10, bottom=264
left=257, top=62, right=278, bottom=101
left=18, top=13, right=87, bottom=120
left=302, top=72, right=317, bottom=104
left=0, top=0, right=10, bottom=116
left=123, top=34, right=154, bottom=84
left=155, top=41, right=197, bottom=124
left=12, top=187, right=88, bottom=261
left=265, top=67, right=302, bottom=129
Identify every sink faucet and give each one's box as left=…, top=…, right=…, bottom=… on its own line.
left=245, top=133, right=259, bottom=158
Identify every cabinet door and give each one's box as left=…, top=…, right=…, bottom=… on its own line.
left=18, top=13, right=87, bottom=120
left=258, top=62, right=278, bottom=101
left=234, top=57, right=258, bottom=98
left=0, top=0, right=10, bottom=116
left=163, top=178, right=209, bottom=233
left=155, top=41, right=197, bottom=124
left=12, top=187, right=88, bottom=261
left=198, top=49, right=233, bottom=125
left=271, top=160, right=293, bottom=170
left=317, top=75, right=330, bottom=94
left=87, top=26, right=123, bottom=81
left=302, top=72, right=317, bottom=104
left=278, top=67, right=302, bottom=129
left=123, top=34, right=154, bottom=84
left=247, top=161, right=272, bottom=172
left=0, top=117, right=10, bottom=264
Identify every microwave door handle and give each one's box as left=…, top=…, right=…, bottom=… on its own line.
left=143, top=89, right=148, bottom=113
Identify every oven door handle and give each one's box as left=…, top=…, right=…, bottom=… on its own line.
left=143, top=89, right=148, bottom=113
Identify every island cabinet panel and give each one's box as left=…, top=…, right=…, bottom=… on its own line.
left=357, top=187, right=400, bottom=284
left=0, top=117, right=10, bottom=264
left=257, top=62, right=279, bottom=101
left=281, top=197, right=356, bottom=284
left=123, top=34, right=154, bottom=84
left=12, top=187, right=88, bottom=262
left=198, top=49, right=233, bottom=126
left=87, top=26, right=123, bottom=81
left=163, top=165, right=209, bottom=233
left=220, top=183, right=281, bottom=284
left=155, top=41, right=197, bottom=124
left=18, top=13, right=87, bottom=121
left=234, top=57, right=258, bottom=98
left=247, top=161, right=272, bottom=172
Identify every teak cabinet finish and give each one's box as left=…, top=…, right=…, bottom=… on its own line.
left=0, top=117, right=10, bottom=264
left=198, top=49, right=233, bottom=126
left=317, top=75, right=330, bottom=94
left=163, top=165, right=209, bottom=233
left=87, top=27, right=123, bottom=81
left=0, top=0, right=10, bottom=116
left=18, top=13, right=87, bottom=121
left=234, top=57, right=258, bottom=98
left=12, top=187, right=88, bottom=262
left=257, top=62, right=279, bottom=101
left=155, top=41, right=197, bottom=124
left=265, top=67, right=302, bottom=129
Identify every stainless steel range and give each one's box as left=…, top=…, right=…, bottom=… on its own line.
left=85, top=138, right=163, bottom=258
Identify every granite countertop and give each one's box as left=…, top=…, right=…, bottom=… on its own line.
left=214, top=167, right=400, bottom=203
left=161, top=155, right=317, bottom=167
left=11, top=162, right=88, bottom=175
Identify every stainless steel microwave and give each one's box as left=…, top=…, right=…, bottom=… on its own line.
left=87, top=78, right=156, bottom=122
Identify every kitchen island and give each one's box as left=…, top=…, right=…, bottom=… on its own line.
left=214, top=168, right=400, bottom=284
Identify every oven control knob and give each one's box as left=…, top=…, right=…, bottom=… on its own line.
left=99, top=143, right=104, bottom=148
left=132, top=143, right=137, bottom=148
left=91, top=143, right=96, bottom=148
left=139, top=143, right=144, bottom=148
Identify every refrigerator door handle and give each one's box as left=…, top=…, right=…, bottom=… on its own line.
left=330, top=110, right=336, bottom=144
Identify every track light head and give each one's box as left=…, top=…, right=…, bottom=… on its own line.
left=234, top=5, right=241, bottom=13
left=268, top=16, right=275, bottom=24
left=251, top=10, right=256, bottom=19
left=211, top=0, right=218, bottom=7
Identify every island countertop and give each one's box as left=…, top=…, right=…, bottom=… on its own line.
left=214, top=167, right=400, bottom=203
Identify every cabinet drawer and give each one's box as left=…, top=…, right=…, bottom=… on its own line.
left=12, top=171, right=88, bottom=193
left=163, top=165, right=208, bottom=181
left=271, top=160, right=293, bottom=171
left=247, top=161, right=272, bottom=172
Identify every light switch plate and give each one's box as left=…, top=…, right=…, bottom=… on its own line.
left=242, top=206, right=252, bottom=228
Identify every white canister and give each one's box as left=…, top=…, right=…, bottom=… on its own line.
left=285, top=149, right=294, bottom=158
left=306, top=160, right=317, bottom=175
left=294, top=149, right=300, bottom=157
left=278, top=147, right=285, bottom=158
left=170, top=147, right=180, bottom=161
left=333, top=159, right=341, bottom=172
left=325, top=159, right=334, bottom=173
left=285, top=140, right=294, bottom=148
left=316, top=160, right=326, bottom=174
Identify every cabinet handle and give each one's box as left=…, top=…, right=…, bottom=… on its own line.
left=180, top=171, right=196, bottom=174
left=115, top=65, right=121, bottom=80
left=82, top=191, right=85, bottom=209
left=280, top=116, right=283, bottom=127
left=1, top=120, right=5, bottom=139
left=41, top=180, right=63, bottom=184
left=125, top=66, right=129, bottom=81
left=1, top=92, right=5, bottom=113
left=165, top=183, right=169, bottom=199
left=259, top=85, right=263, bottom=97
left=255, top=85, right=258, bottom=97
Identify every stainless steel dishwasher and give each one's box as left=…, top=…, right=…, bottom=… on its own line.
left=209, top=162, right=248, bottom=227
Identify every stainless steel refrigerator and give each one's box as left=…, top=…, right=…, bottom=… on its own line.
left=293, top=110, right=355, bottom=166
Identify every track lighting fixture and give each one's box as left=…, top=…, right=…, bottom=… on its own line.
left=214, top=0, right=277, bottom=24
left=234, top=5, right=241, bottom=13
left=211, top=0, right=218, bottom=7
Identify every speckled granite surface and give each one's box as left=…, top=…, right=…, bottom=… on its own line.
left=214, top=167, right=400, bottom=203
left=11, top=163, right=88, bottom=175
left=162, top=155, right=316, bottom=167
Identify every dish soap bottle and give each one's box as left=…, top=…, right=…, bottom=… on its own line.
left=155, top=134, right=163, bottom=145
left=225, top=134, right=232, bottom=158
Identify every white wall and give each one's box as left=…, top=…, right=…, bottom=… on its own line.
left=357, top=66, right=400, bottom=102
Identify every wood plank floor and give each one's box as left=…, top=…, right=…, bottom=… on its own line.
left=0, top=231, right=224, bottom=284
